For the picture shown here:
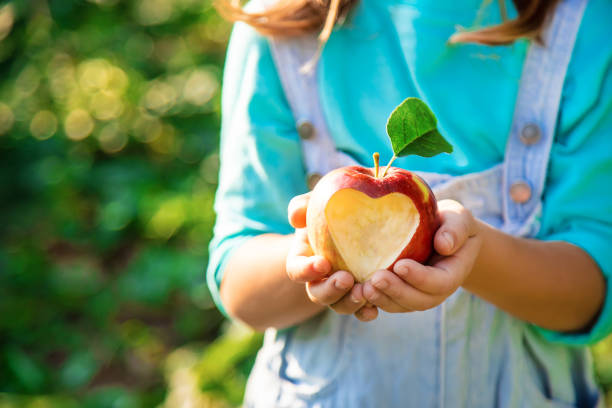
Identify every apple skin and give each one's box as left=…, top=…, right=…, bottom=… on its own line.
left=306, top=165, right=440, bottom=282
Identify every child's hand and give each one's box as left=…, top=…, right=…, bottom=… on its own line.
left=286, top=194, right=378, bottom=322
left=362, top=199, right=482, bottom=313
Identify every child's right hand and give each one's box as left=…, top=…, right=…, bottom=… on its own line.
left=286, top=193, right=379, bottom=322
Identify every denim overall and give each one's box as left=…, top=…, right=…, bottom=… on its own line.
left=245, top=0, right=602, bottom=406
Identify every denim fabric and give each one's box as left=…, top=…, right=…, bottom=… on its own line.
left=244, top=0, right=602, bottom=406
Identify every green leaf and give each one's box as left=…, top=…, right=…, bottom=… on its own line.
left=386, top=97, right=453, bottom=158
left=397, top=129, right=453, bottom=157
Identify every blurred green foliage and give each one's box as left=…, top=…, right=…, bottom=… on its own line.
left=0, top=0, right=262, bottom=406
left=2, top=0, right=612, bottom=406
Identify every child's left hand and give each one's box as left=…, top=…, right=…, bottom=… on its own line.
left=362, top=199, right=482, bottom=313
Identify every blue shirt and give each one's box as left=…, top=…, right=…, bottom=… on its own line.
left=208, top=0, right=612, bottom=344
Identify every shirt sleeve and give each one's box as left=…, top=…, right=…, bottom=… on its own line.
left=530, top=28, right=612, bottom=344
left=206, top=22, right=308, bottom=316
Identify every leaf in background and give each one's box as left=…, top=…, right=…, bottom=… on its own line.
left=60, top=351, right=99, bottom=389
left=4, top=347, right=46, bottom=392
left=386, top=97, right=453, bottom=158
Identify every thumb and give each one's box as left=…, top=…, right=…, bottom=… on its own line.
left=288, top=193, right=311, bottom=228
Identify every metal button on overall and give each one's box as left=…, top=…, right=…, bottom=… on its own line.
left=509, top=181, right=532, bottom=204
left=519, top=123, right=542, bottom=145
left=307, top=172, right=322, bottom=190
left=297, top=120, right=315, bottom=140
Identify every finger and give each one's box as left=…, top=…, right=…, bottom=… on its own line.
left=362, top=281, right=409, bottom=313
left=427, top=234, right=482, bottom=285
left=434, top=199, right=477, bottom=256
left=369, top=269, right=444, bottom=311
left=291, top=228, right=313, bottom=257
left=286, top=229, right=331, bottom=283
left=329, top=283, right=367, bottom=314
left=306, top=271, right=354, bottom=306
left=286, top=251, right=329, bottom=284
left=394, top=232, right=481, bottom=297
left=355, top=305, right=378, bottom=322
left=393, top=259, right=459, bottom=296
left=288, top=193, right=311, bottom=229
left=287, top=255, right=330, bottom=283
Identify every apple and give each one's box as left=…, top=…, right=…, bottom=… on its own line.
left=306, top=163, right=439, bottom=283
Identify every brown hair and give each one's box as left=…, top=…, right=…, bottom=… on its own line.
left=216, top=0, right=561, bottom=46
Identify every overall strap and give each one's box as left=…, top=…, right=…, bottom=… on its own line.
left=502, top=0, right=587, bottom=236
left=268, top=35, right=358, bottom=190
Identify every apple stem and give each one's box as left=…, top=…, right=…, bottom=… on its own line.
left=381, top=155, right=397, bottom=178
left=373, top=152, right=380, bottom=178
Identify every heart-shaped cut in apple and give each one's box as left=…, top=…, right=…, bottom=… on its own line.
left=325, top=189, right=419, bottom=282
left=307, top=165, right=439, bottom=283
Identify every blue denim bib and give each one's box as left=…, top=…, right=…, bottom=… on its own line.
left=246, top=0, right=602, bottom=406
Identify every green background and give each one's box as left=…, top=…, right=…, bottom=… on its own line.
left=0, top=0, right=611, bottom=406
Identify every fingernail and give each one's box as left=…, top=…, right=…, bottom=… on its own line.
left=373, top=278, right=388, bottom=290
left=351, top=295, right=361, bottom=304
left=335, top=279, right=351, bottom=291
left=394, top=260, right=409, bottom=275
left=442, top=232, right=454, bottom=250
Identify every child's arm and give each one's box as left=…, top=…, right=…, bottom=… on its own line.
left=361, top=199, right=605, bottom=332
left=465, top=218, right=605, bottom=332
left=219, top=233, right=321, bottom=331
left=220, top=231, right=378, bottom=331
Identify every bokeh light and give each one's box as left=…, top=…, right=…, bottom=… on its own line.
left=0, top=4, right=15, bottom=41
left=16, top=65, right=42, bottom=98
left=97, top=121, right=128, bottom=153
left=149, top=123, right=177, bottom=155
left=64, top=109, right=95, bottom=141
left=78, top=59, right=111, bottom=92
left=0, top=103, right=15, bottom=135
left=135, top=0, right=174, bottom=26
left=147, top=197, right=187, bottom=239
left=183, top=69, right=219, bottom=106
left=143, top=80, right=177, bottom=114
left=30, top=110, right=58, bottom=140
left=90, top=90, right=124, bottom=121
left=87, top=0, right=120, bottom=6
left=132, top=110, right=164, bottom=143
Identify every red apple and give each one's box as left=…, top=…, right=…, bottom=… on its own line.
left=306, top=165, right=439, bottom=283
